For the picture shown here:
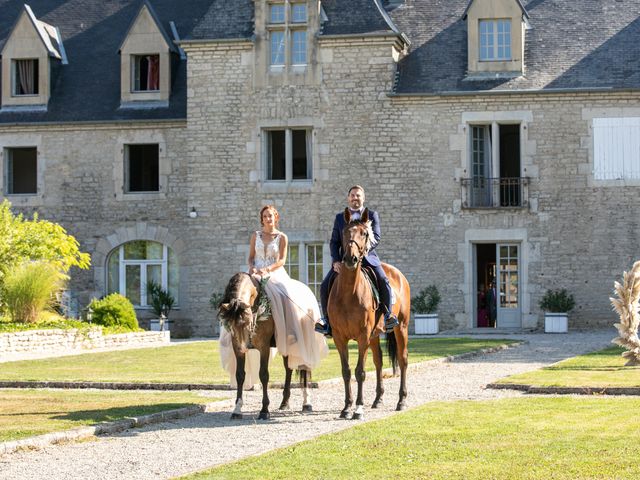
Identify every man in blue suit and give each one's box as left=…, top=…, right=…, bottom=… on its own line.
left=315, top=185, right=399, bottom=337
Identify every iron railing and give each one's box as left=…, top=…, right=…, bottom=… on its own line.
left=460, top=177, right=529, bottom=209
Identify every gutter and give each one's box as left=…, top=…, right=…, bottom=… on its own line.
left=387, top=86, right=640, bottom=98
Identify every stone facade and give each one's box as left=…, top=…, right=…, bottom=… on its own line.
left=1, top=2, right=638, bottom=336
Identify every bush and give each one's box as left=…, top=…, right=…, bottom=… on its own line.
left=411, top=285, right=441, bottom=314
left=88, top=294, right=138, bottom=331
left=2, top=261, right=65, bottom=323
left=539, top=288, right=575, bottom=313
left=147, top=281, right=175, bottom=318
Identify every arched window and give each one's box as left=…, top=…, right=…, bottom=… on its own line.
left=106, top=240, right=178, bottom=307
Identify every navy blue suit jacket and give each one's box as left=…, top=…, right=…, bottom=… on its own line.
left=330, top=208, right=382, bottom=267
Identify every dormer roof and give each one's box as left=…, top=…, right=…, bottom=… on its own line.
left=119, top=0, right=177, bottom=54
left=1, top=4, right=66, bottom=62
left=462, top=0, right=529, bottom=20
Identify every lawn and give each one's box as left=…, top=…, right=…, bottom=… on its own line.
left=0, top=338, right=517, bottom=385
left=0, top=389, right=221, bottom=443
left=496, top=346, right=640, bottom=388
left=184, top=396, right=640, bottom=479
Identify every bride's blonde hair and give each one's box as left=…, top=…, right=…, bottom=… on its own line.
left=260, top=205, right=280, bottom=226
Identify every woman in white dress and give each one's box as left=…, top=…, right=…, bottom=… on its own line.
left=220, top=206, right=328, bottom=387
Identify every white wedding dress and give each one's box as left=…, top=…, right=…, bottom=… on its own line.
left=220, top=232, right=328, bottom=388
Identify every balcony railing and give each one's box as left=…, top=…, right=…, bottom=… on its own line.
left=460, top=177, right=529, bottom=209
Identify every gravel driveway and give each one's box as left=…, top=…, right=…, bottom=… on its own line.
left=0, top=331, right=614, bottom=480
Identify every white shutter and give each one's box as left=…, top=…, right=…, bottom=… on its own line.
left=593, top=117, right=640, bottom=180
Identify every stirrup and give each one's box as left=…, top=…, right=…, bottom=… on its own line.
left=384, top=313, right=399, bottom=332
left=314, top=319, right=332, bottom=338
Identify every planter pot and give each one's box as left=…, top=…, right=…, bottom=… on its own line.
left=149, top=319, right=172, bottom=332
left=544, top=313, right=568, bottom=333
left=415, top=313, right=439, bottom=335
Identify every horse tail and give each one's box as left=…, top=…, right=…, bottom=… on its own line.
left=386, top=330, right=398, bottom=375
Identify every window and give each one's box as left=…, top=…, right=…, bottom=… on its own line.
left=268, top=1, right=307, bottom=68
left=285, top=242, right=324, bottom=299
left=593, top=117, right=640, bottom=180
left=132, top=54, right=160, bottom=92
left=265, top=128, right=311, bottom=181
left=4, top=147, right=37, bottom=195
left=464, top=123, right=524, bottom=208
left=12, top=59, right=39, bottom=96
left=125, top=144, right=159, bottom=192
left=479, top=20, right=511, bottom=61
left=107, top=240, right=179, bottom=307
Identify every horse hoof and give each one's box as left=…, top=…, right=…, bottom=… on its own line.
left=339, top=410, right=352, bottom=420
left=371, top=400, right=383, bottom=409
left=278, top=402, right=290, bottom=410
left=230, top=413, right=243, bottom=420
left=352, top=412, right=364, bottom=421
left=396, top=403, right=406, bottom=411
left=302, top=404, right=313, bottom=413
left=258, top=411, right=270, bottom=420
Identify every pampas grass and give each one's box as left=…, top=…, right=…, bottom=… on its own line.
left=610, top=261, right=640, bottom=366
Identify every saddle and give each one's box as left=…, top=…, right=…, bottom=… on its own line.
left=362, top=265, right=381, bottom=309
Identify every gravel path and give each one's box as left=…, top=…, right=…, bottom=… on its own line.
left=0, top=331, right=614, bottom=480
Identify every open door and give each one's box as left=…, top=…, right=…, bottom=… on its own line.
left=496, top=243, right=520, bottom=328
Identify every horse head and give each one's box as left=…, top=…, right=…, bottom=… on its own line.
left=218, top=273, right=259, bottom=352
left=342, top=208, right=374, bottom=270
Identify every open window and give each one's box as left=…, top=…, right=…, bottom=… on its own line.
left=265, top=128, right=312, bottom=181
left=4, top=147, right=37, bottom=195
left=125, top=144, right=160, bottom=193
left=465, top=123, right=526, bottom=208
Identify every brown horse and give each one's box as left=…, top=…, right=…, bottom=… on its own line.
left=218, top=272, right=312, bottom=420
left=328, top=209, right=411, bottom=419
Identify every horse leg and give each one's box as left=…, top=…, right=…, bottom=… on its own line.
left=231, top=354, right=246, bottom=420
left=395, top=329, right=409, bottom=411
left=352, top=338, right=369, bottom=420
left=301, top=369, right=313, bottom=413
left=258, top=347, right=271, bottom=420
left=370, top=336, right=385, bottom=408
left=279, top=355, right=292, bottom=410
left=334, top=337, right=353, bottom=419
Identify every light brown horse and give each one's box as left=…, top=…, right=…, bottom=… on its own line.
left=328, top=209, right=411, bottom=419
left=218, top=272, right=312, bottom=420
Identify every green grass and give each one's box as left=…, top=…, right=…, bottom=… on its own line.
left=0, top=389, right=221, bottom=443
left=0, top=338, right=516, bottom=384
left=184, top=396, right=640, bottom=479
left=497, top=346, right=640, bottom=388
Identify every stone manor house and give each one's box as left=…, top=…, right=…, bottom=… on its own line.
left=1, top=0, right=640, bottom=336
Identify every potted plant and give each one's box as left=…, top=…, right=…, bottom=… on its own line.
left=147, top=281, right=175, bottom=332
left=539, top=288, right=575, bottom=333
left=411, top=285, right=441, bottom=334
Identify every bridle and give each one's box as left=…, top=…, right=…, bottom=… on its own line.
left=343, top=223, right=370, bottom=266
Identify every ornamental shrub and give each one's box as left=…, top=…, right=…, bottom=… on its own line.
left=88, top=294, right=138, bottom=331
left=2, top=261, right=65, bottom=323
left=539, top=288, right=575, bottom=313
left=411, top=285, right=441, bottom=314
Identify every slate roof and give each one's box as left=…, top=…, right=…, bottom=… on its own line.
left=388, top=0, right=640, bottom=95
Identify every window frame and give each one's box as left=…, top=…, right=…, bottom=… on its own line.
left=107, top=241, right=178, bottom=308
left=124, top=143, right=160, bottom=193
left=267, top=0, right=308, bottom=69
left=478, top=19, right=512, bottom=61
left=11, top=58, right=39, bottom=97
left=263, top=127, right=312, bottom=183
left=285, top=241, right=326, bottom=300
left=131, top=54, right=161, bottom=93
left=3, top=146, right=38, bottom=195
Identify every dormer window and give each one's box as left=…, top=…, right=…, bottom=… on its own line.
left=119, top=2, right=177, bottom=106
left=132, top=55, right=160, bottom=92
left=268, top=1, right=308, bottom=69
left=479, top=19, right=511, bottom=61
left=463, top=0, right=528, bottom=77
left=12, top=59, right=39, bottom=96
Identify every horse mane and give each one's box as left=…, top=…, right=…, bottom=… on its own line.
left=218, top=273, right=255, bottom=351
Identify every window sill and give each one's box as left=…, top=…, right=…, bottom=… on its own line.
left=0, top=104, right=47, bottom=113
left=3, top=193, right=44, bottom=206
left=260, top=180, right=314, bottom=193
left=121, top=191, right=166, bottom=201
left=119, top=100, right=169, bottom=110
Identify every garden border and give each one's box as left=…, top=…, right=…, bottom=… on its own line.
left=487, top=383, right=640, bottom=395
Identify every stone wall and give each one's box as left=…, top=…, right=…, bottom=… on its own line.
left=0, top=328, right=170, bottom=362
